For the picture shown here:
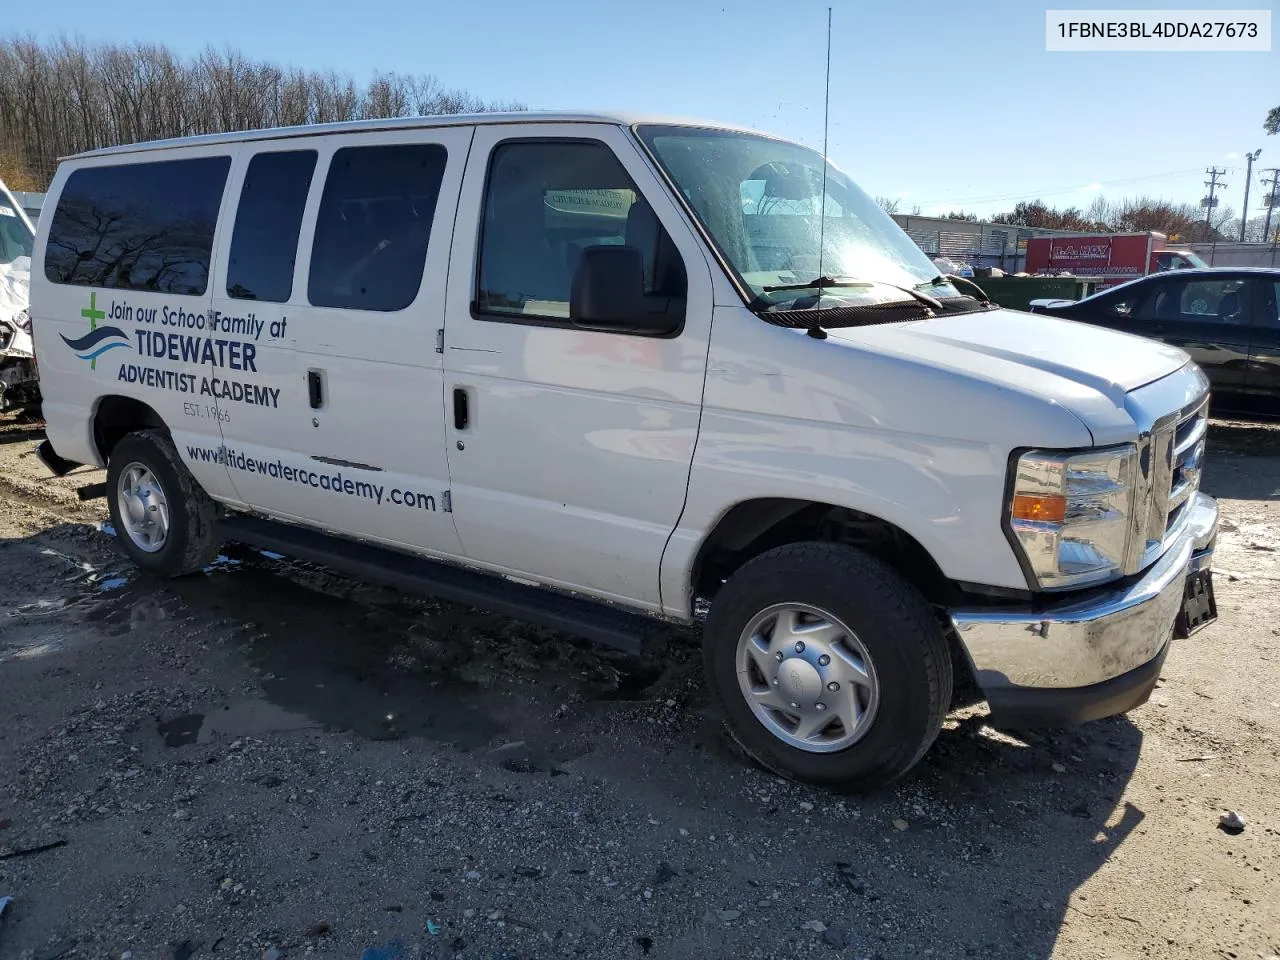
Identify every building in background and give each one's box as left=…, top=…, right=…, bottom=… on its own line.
left=1188, top=241, right=1280, bottom=268
left=890, top=214, right=1095, bottom=273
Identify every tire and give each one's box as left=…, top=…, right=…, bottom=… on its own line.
left=106, top=429, right=221, bottom=576
left=703, top=542, right=952, bottom=791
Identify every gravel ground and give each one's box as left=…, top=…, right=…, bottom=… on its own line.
left=1, top=416, right=1278, bottom=960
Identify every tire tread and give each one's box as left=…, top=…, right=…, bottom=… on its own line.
left=108, top=429, right=220, bottom=576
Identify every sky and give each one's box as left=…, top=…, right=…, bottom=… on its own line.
left=8, top=0, right=1279, bottom=220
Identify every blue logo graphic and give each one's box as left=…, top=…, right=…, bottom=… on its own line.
left=61, top=325, right=131, bottom=362
left=61, top=292, right=131, bottom=368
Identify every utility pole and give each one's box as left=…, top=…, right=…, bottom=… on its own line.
left=1261, top=168, right=1280, bottom=246
left=1239, top=149, right=1262, bottom=241
left=1203, top=167, right=1227, bottom=240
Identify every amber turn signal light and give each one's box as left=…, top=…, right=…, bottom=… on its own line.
left=1012, top=493, right=1066, bottom=524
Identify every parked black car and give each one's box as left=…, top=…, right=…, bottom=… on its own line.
left=1028, top=268, right=1280, bottom=418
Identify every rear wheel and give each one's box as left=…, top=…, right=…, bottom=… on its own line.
left=703, top=542, right=952, bottom=790
left=106, top=429, right=221, bottom=576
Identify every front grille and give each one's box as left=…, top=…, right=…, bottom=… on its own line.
left=1132, top=394, right=1207, bottom=572
left=1166, top=399, right=1207, bottom=536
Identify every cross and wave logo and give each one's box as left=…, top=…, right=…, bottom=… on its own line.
left=60, top=292, right=131, bottom=369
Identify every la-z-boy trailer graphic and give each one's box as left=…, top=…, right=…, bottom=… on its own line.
left=61, top=292, right=282, bottom=408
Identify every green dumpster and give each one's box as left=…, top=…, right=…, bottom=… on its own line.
left=966, top=277, right=1100, bottom=312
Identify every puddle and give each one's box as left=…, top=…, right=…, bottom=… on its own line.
left=0, top=639, right=65, bottom=663
left=157, top=714, right=202, bottom=747
left=6, top=598, right=70, bottom=618
left=158, top=700, right=318, bottom=747
left=97, top=577, right=129, bottom=592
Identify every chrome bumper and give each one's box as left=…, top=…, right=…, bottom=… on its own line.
left=950, top=492, right=1218, bottom=696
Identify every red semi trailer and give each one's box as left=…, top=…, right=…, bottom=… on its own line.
left=1024, top=232, right=1206, bottom=289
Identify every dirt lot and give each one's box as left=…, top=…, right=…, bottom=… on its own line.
left=1, top=415, right=1278, bottom=960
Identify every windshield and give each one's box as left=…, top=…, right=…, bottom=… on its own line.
left=635, top=125, right=959, bottom=308
left=0, top=188, right=35, bottom=266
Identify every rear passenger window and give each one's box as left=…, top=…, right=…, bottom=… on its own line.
left=307, top=144, right=446, bottom=312
left=1178, top=279, right=1246, bottom=322
left=476, top=140, right=686, bottom=322
left=227, top=150, right=317, bottom=302
left=44, top=156, right=231, bottom=294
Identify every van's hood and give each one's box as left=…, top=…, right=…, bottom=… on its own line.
left=830, top=307, right=1189, bottom=402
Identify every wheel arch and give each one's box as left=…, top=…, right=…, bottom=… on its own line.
left=689, top=496, right=982, bottom=711
left=690, top=497, right=957, bottom=608
left=92, top=395, right=168, bottom=463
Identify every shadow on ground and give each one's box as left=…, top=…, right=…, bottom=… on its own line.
left=1204, top=420, right=1280, bottom=501
left=31, top=526, right=1150, bottom=959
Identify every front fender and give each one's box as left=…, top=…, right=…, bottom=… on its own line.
left=660, top=412, right=1022, bottom=617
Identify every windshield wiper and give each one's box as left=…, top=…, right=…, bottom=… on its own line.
left=926, top=273, right=994, bottom=305
left=762, top=275, right=869, bottom=293
left=762, top=275, right=944, bottom=311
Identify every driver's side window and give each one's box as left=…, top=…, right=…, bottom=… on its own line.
left=475, top=140, right=686, bottom=324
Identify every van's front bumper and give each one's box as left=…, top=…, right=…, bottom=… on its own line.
left=949, top=492, right=1218, bottom=727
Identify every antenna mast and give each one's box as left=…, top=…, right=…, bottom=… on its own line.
left=810, top=5, right=833, bottom=339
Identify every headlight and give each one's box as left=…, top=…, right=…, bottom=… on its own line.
left=1006, top=444, right=1137, bottom=590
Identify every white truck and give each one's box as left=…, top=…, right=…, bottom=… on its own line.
left=0, top=177, right=37, bottom=413
left=28, top=112, right=1218, bottom=788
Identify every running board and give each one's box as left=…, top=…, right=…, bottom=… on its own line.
left=218, top=514, right=663, bottom=655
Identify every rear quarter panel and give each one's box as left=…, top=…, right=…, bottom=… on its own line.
left=30, top=146, right=241, bottom=503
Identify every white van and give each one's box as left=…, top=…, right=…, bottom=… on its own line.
left=29, top=112, right=1218, bottom=788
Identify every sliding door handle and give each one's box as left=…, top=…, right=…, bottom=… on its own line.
left=307, top=370, right=324, bottom=409
left=453, top=387, right=469, bottom=430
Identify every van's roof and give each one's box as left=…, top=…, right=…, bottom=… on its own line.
left=66, top=111, right=770, bottom=161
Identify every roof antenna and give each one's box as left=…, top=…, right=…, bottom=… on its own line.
left=809, top=6, right=833, bottom=340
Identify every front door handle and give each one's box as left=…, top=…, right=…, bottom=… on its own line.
left=308, top=370, right=324, bottom=409
left=453, top=387, right=469, bottom=430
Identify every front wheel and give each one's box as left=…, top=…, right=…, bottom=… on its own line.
left=703, top=542, right=952, bottom=790
left=106, top=429, right=221, bottom=576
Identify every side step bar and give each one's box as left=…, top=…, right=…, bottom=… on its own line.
left=218, top=514, right=667, bottom=655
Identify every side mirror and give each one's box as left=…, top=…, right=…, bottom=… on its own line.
left=570, top=245, right=681, bottom=336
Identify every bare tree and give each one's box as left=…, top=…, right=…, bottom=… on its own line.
left=1220, top=215, right=1272, bottom=243
left=0, top=34, right=524, bottom=189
